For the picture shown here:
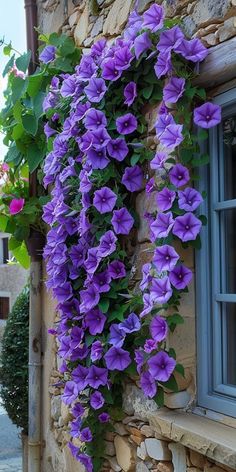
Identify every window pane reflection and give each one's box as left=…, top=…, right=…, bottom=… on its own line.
left=222, top=303, right=236, bottom=386
left=220, top=209, right=236, bottom=293
left=223, top=116, right=236, bottom=200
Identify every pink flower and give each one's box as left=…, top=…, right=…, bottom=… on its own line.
left=9, top=198, right=25, bottom=215
left=2, top=163, right=9, bottom=172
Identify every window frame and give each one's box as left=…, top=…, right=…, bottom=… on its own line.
left=196, top=88, right=236, bottom=417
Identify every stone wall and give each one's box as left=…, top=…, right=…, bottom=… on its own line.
left=37, top=1, right=236, bottom=471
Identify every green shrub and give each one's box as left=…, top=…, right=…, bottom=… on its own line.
left=0, top=286, right=29, bottom=433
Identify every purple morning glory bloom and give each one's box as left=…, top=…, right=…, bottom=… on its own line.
left=124, top=82, right=137, bottom=106
left=155, top=112, right=175, bottom=137
left=93, top=187, right=117, bottom=214
left=150, top=316, right=168, bottom=342
left=86, top=365, right=108, bottom=389
left=134, top=32, right=152, bottom=59
left=92, top=270, right=111, bottom=293
left=107, top=138, right=129, bottom=161
left=84, top=248, right=101, bottom=275
left=140, top=371, right=157, bottom=399
left=108, top=260, right=126, bottom=279
left=169, top=264, right=192, bottom=290
left=109, top=324, right=126, bottom=347
left=91, top=340, right=103, bottom=361
left=140, top=293, right=154, bottom=318
left=153, top=244, right=179, bottom=272
left=116, top=113, right=138, bottom=135
left=80, top=285, right=100, bottom=312
left=163, top=77, right=185, bottom=103
left=122, top=165, right=143, bottom=192
left=53, top=282, right=73, bottom=303
left=98, top=412, right=110, bottom=423
left=62, top=381, right=79, bottom=405
left=157, top=26, right=184, bottom=53
left=91, top=128, right=111, bottom=150
left=193, top=102, right=221, bottom=129
left=97, top=230, right=117, bottom=258
left=104, top=346, right=131, bottom=371
left=90, top=391, right=105, bottom=410
left=72, top=365, right=89, bottom=392
left=87, top=148, right=109, bottom=170
left=159, top=124, right=184, bottom=150
left=84, top=108, right=107, bottom=130
left=39, top=45, right=56, bottom=63
left=114, top=46, right=134, bottom=70
left=150, top=151, right=167, bottom=170
left=70, top=418, right=82, bottom=438
left=60, top=76, right=77, bottom=97
left=71, top=403, right=85, bottom=418
left=85, top=308, right=106, bottom=335
left=140, top=263, right=152, bottom=291
left=135, top=349, right=144, bottom=374
left=111, top=207, right=134, bottom=235
left=156, top=187, right=176, bottom=211
left=144, top=339, right=157, bottom=353
left=148, top=351, right=176, bottom=382
left=178, top=187, right=203, bottom=211
left=84, top=77, right=107, bottom=102
left=154, top=51, right=172, bottom=79
left=150, top=276, right=173, bottom=304
left=77, top=453, right=93, bottom=472
left=172, top=212, right=202, bottom=242
left=169, top=163, right=190, bottom=188
left=119, top=313, right=141, bottom=333
left=150, top=212, right=174, bottom=240
left=142, top=4, right=164, bottom=32
left=175, top=38, right=208, bottom=62
left=79, top=130, right=94, bottom=153
left=44, top=122, right=56, bottom=139
left=102, top=59, right=122, bottom=81
left=80, top=427, right=92, bottom=443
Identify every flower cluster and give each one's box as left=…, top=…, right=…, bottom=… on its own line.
left=42, top=4, right=221, bottom=471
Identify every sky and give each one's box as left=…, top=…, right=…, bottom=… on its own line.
left=0, top=0, right=26, bottom=159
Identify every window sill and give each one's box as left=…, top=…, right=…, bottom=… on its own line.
left=149, top=407, right=236, bottom=469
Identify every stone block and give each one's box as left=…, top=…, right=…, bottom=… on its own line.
left=132, top=242, right=153, bottom=282
left=91, top=15, right=104, bottom=37
left=105, top=440, right=116, bottom=456
left=187, top=468, right=203, bottom=472
left=157, top=463, right=174, bottom=472
left=204, top=466, right=227, bottom=472
left=103, top=0, right=133, bottom=35
left=137, top=441, right=148, bottom=460
left=168, top=443, right=187, bottom=472
left=136, top=0, right=153, bottom=13
left=106, top=456, right=122, bottom=471
left=131, top=434, right=143, bottom=445
left=136, top=462, right=150, bottom=472
left=164, top=390, right=191, bottom=409
left=69, top=10, right=79, bottom=27
left=190, top=0, right=232, bottom=30
left=218, top=17, right=236, bottom=42
left=201, top=32, right=219, bottom=46
left=140, top=425, right=155, bottom=438
left=190, top=450, right=205, bottom=469
left=123, top=384, right=158, bottom=419
left=114, top=435, right=137, bottom=472
left=51, top=395, right=61, bottom=421
left=136, top=191, right=157, bottom=243
left=168, top=315, right=196, bottom=366
left=74, top=4, right=89, bottom=46
left=114, top=422, right=128, bottom=436
left=145, top=438, right=172, bottom=461
left=61, top=402, right=72, bottom=423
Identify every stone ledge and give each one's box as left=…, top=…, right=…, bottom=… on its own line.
left=149, top=408, right=236, bottom=470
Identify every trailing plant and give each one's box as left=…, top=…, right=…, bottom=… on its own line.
left=0, top=286, right=29, bottom=434
left=42, top=5, right=221, bottom=471
left=0, top=34, right=81, bottom=267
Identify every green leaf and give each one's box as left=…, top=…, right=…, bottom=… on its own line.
left=159, top=374, right=178, bottom=393
left=54, top=57, right=73, bottom=72
left=192, top=153, right=210, bottom=166
left=27, top=143, right=45, bottom=172
left=13, top=101, right=23, bottom=123
left=5, top=144, right=21, bottom=164
left=9, top=239, right=30, bottom=269
left=153, top=386, right=164, bottom=407
left=11, top=76, right=28, bottom=104
left=0, top=215, right=9, bottom=232
left=198, top=129, right=208, bottom=141
left=98, top=298, right=110, bottom=313
left=198, top=214, right=207, bottom=226
left=130, top=154, right=140, bottom=166
left=167, top=313, right=184, bottom=331
left=12, top=123, right=24, bottom=140
left=142, top=84, right=154, bottom=99
left=15, top=51, right=31, bottom=73
left=175, top=363, right=185, bottom=377
left=32, top=91, right=45, bottom=119
left=3, top=43, right=12, bottom=56
left=59, top=36, right=75, bottom=56
left=22, top=113, right=38, bottom=136
left=2, top=54, right=15, bottom=77
left=27, top=72, right=44, bottom=98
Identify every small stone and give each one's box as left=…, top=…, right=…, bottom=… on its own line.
left=130, top=434, right=143, bottom=446
left=201, top=32, right=219, bottom=46
left=123, top=416, right=142, bottom=425
left=136, top=0, right=153, bottom=13
left=187, top=468, right=202, bottom=472
left=123, top=385, right=158, bottom=420
left=91, top=15, right=104, bottom=37
left=69, top=10, right=79, bottom=27
left=204, top=466, right=227, bottom=472
left=140, top=425, right=155, bottom=438
left=106, top=456, right=122, bottom=472
left=74, top=4, right=89, bottom=45
left=137, top=441, right=148, bottom=460
left=189, top=450, right=205, bottom=469
left=218, top=16, right=236, bottom=42
left=114, top=436, right=137, bottom=472
left=105, top=440, right=116, bottom=456
left=127, top=427, right=144, bottom=438
left=157, top=463, right=173, bottom=472
left=105, top=431, right=116, bottom=441
left=58, top=416, right=64, bottom=427
left=145, top=439, right=172, bottom=461
left=51, top=395, right=61, bottom=421
left=168, top=443, right=186, bottom=472
left=136, top=462, right=150, bottom=472
left=103, top=0, right=132, bottom=35
left=83, top=37, right=94, bottom=47
left=164, top=390, right=191, bottom=409
left=114, top=422, right=128, bottom=436
left=61, top=402, right=71, bottom=423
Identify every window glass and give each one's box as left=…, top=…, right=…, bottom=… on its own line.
left=220, top=209, right=236, bottom=293
left=223, top=116, right=236, bottom=200
left=222, top=303, right=236, bottom=386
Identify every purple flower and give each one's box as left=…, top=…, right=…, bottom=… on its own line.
left=172, top=212, right=202, bottom=242
left=193, top=102, right=221, bottom=129
left=157, top=26, right=184, bottom=53
left=169, top=163, right=190, bottom=188
left=163, top=77, right=185, bottom=103
left=108, top=260, right=126, bottom=279
left=175, top=38, right=208, bottom=63
left=92, top=128, right=111, bottom=149
left=107, top=138, right=129, bottom=161
left=39, top=45, right=56, bottom=63
left=70, top=418, right=82, bottom=438
left=146, top=177, right=155, bottom=194
left=150, top=316, right=168, bottom=342
left=84, top=108, right=107, bottom=130
left=159, top=124, right=184, bottom=150
left=150, top=276, right=173, bottom=304
left=119, top=313, right=141, bottom=333
left=80, top=285, right=100, bottom=312
left=111, top=207, right=134, bottom=235
left=72, top=365, right=89, bottom=392
left=93, top=187, right=117, bottom=214
left=109, top=324, right=126, bottom=347
left=85, top=77, right=107, bottom=102
left=77, top=453, right=93, bottom=472
left=140, top=371, right=157, bottom=398
left=62, top=381, right=79, bottom=405
left=153, top=244, right=179, bottom=272
left=150, top=151, right=167, bottom=170
left=114, top=46, right=134, bottom=70
left=142, top=4, right=164, bottom=32
left=92, top=270, right=111, bottom=293
left=134, top=32, right=152, bottom=59
left=140, top=263, right=152, bottom=291
left=71, top=403, right=85, bottom=418
left=154, top=52, right=172, bottom=79
left=85, top=308, right=106, bottom=335
left=105, top=346, right=131, bottom=371
left=116, top=113, right=138, bottom=135
left=80, top=427, right=92, bottom=443
left=98, top=412, right=110, bottom=423
left=97, top=230, right=117, bottom=257
left=91, top=341, right=103, bottom=361
left=155, top=113, right=175, bottom=137
left=86, top=365, right=108, bottom=389
left=169, top=264, right=192, bottom=290
left=156, top=187, right=176, bottom=211
left=144, top=339, right=157, bottom=353
left=178, top=187, right=203, bottom=211
left=148, top=351, right=176, bottom=382
left=122, top=165, right=143, bottom=192
left=102, top=59, right=122, bottom=81
left=135, top=349, right=144, bottom=374
left=84, top=248, right=101, bottom=275
left=44, top=122, right=56, bottom=139
left=140, top=293, right=154, bottom=318
left=124, top=82, right=137, bottom=106
left=87, top=148, right=109, bottom=170
left=150, top=212, right=174, bottom=240
left=90, top=391, right=105, bottom=409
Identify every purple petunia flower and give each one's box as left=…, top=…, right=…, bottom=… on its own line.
left=148, top=351, right=176, bottom=382
left=97, top=230, right=117, bottom=257
left=169, top=264, right=192, bottom=290
left=39, top=45, right=56, bottom=63
left=157, top=26, right=184, bottom=53
left=163, top=77, right=185, bottom=103
left=70, top=418, right=82, bottom=438
left=80, top=285, right=100, bottom=312
left=193, top=102, right=221, bottom=129
left=140, top=293, right=154, bottom=318
left=122, top=165, right=143, bottom=192
left=150, top=151, right=167, bottom=170
left=155, top=112, right=175, bottom=138
left=72, top=402, right=85, bottom=418
left=153, top=244, right=179, bottom=272
left=154, top=51, right=172, bottom=79
left=159, top=124, right=184, bottom=150
left=87, top=148, right=110, bottom=170
left=134, top=349, right=144, bottom=374
left=102, top=59, right=122, bottom=81
left=72, top=365, right=89, bottom=392
left=143, top=4, right=164, bottom=32
left=98, top=412, right=110, bottom=423
left=91, top=128, right=111, bottom=150
left=91, top=341, right=103, bottom=362
left=107, top=138, right=129, bottom=161
left=111, top=207, right=134, bottom=235
left=140, top=263, right=152, bottom=291
left=92, top=270, right=111, bottom=293
left=85, top=308, right=106, bottom=335
left=80, top=427, right=93, bottom=443
left=84, top=77, right=107, bottom=102
left=108, top=260, right=126, bottom=279
left=156, top=187, right=176, bottom=211
left=62, top=381, right=79, bottom=405
left=140, top=371, right=157, bottom=398
left=150, top=276, right=173, bottom=304
left=119, top=313, right=141, bottom=333
left=84, top=108, right=107, bottom=130
left=90, top=391, right=105, bottom=410
left=124, top=81, right=137, bottom=106
left=77, top=453, right=93, bottom=472
left=86, top=365, right=108, bottom=389
left=134, top=32, right=152, bottom=59
left=104, top=346, right=131, bottom=371
left=175, top=38, right=208, bottom=63
left=178, top=187, right=203, bottom=211
left=93, top=187, right=117, bottom=214
left=114, top=46, right=134, bottom=70
left=172, top=212, right=202, bottom=242
left=144, top=339, right=157, bottom=353
left=169, top=163, right=190, bottom=188
left=109, top=324, right=126, bottom=348
left=150, top=212, right=174, bottom=240
left=150, top=316, right=168, bottom=342
left=116, top=113, right=138, bottom=135
left=84, top=248, right=101, bottom=275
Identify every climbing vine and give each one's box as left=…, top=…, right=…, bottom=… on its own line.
left=42, top=5, right=221, bottom=471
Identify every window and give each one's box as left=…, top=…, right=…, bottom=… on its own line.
left=0, top=297, right=10, bottom=320
left=197, top=88, right=236, bottom=417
